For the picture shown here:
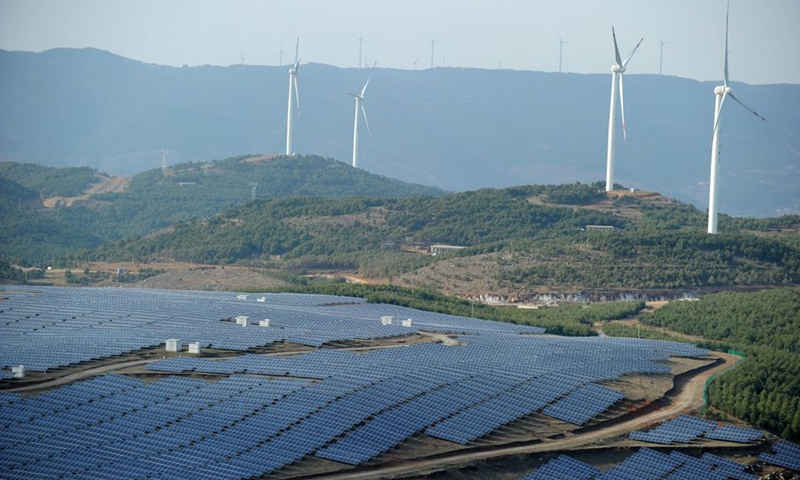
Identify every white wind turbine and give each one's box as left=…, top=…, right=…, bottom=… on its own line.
left=604, top=28, right=643, bottom=192
left=285, top=38, right=301, bottom=156
left=350, top=62, right=376, bottom=168
left=556, top=29, right=568, bottom=73
left=707, top=1, right=765, bottom=234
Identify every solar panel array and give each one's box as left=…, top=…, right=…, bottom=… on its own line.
left=542, top=383, right=625, bottom=425
left=629, top=414, right=718, bottom=444
left=0, top=287, right=717, bottom=479
left=517, top=449, right=757, bottom=480
left=630, top=415, right=763, bottom=445
left=760, top=441, right=800, bottom=472
left=704, top=425, right=764, bottom=444
left=518, top=454, right=600, bottom=480
left=0, top=286, right=543, bottom=371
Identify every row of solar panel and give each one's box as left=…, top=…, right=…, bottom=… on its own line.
left=759, top=441, right=800, bottom=472
left=630, top=414, right=763, bottom=445
left=1, top=287, right=547, bottom=371
left=519, top=448, right=757, bottom=480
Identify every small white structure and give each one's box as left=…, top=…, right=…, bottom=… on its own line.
left=380, top=316, right=393, bottom=326
left=235, top=316, right=249, bottom=327
left=165, top=339, right=181, bottom=352
left=188, top=342, right=201, bottom=354
left=236, top=294, right=248, bottom=300
left=401, top=319, right=413, bottom=327
left=257, top=297, right=266, bottom=303
left=11, top=365, right=25, bottom=378
left=258, top=319, right=271, bottom=327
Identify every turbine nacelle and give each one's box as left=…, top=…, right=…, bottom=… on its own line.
left=611, top=65, right=624, bottom=74
left=714, top=85, right=730, bottom=95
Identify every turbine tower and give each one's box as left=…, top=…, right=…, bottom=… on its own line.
left=279, top=42, right=287, bottom=67
left=429, top=36, right=439, bottom=69
left=604, top=28, right=643, bottom=192
left=657, top=34, right=669, bottom=76
left=350, top=62, right=376, bottom=168
left=356, top=34, right=367, bottom=68
left=707, top=1, right=765, bottom=234
left=556, top=29, right=568, bottom=73
left=161, top=149, right=168, bottom=176
left=285, top=38, right=301, bottom=156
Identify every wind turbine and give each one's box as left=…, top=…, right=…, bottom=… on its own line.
left=161, top=149, right=168, bottom=176
left=285, top=38, right=301, bottom=156
left=657, top=33, right=669, bottom=75
left=706, top=1, right=765, bottom=234
left=429, top=36, right=439, bottom=69
left=556, top=29, right=568, bottom=73
left=356, top=34, right=367, bottom=68
left=279, top=42, right=287, bottom=67
left=350, top=62, right=376, bottom=168
left=604, top=28, right=643, bottom=192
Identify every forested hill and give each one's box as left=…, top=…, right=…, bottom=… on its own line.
left=1, top=48, right=798, bottom=217
left=0, top=155, right=444, bottom=261
left=92, top=184, right=800, bottom=291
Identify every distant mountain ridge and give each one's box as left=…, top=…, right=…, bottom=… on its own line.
left=1, top=47, right=798, bottom=216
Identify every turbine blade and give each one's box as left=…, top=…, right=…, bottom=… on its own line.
left=619, top=73, right=627, bottom=142
left=711, top=90, right=729, bottom=140
left=612, top=27, right=623, bottom=67
left=723, top=0, right=730, bottom=86
left=728, top=91, right=766, bottom=121
left=293, top=76, right=301, bottom=117
left=360, top=61, right=377, bottom=97
left=294, top=38, right=300, bottom=66
left=360, top=103, right=371, bottom=137
left=622, top=37, right=644, bottom=68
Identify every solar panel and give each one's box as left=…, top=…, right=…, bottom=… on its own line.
left=759, top=441, right=800, bottom=472
left=519, top=454, right=600, bottom=480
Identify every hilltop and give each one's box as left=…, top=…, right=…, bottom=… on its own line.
left=1, top=48, right=798, bottom=216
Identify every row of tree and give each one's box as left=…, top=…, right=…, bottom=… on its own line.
left=638, top=287, right=800, bottom=440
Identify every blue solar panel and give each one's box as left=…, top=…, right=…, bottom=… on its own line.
left=759, top=441, right=800, bottom=473
left=519, top=454, right=600, bottom=480
left=628, top=414, right=717, bottom=444
left=705, top=425, right=763, bottom=443
left=542, top=383, right=625, bottom=425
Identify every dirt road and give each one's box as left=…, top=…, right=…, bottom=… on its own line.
left=313, top=352, right=736, bottom=480
left=7, top=358, right=160, bottom=393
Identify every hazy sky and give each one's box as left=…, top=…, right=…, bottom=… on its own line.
left=1, top=0, right=798, bottom=85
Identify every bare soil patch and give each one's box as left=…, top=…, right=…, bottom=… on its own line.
left=43, top=174, right=129, bottom=208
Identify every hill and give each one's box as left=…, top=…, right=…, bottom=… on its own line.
left=89, top=184, right=800, bottom=296
left=0, top=155, right=444, bottom=261
left=1, top=48, right=798, bottom=217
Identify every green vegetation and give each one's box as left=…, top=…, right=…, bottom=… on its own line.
left=0, top=162, right=98, bottom=198
left=0, top=156, right=446, bottom=265
left=602, top=323, right=687, bottom=343
left=502, top=230, right=800, bottom=289
left=0, top=258, right=43, bottom=282
left=639, top=288, right=800, bottom=441
left=0, top=178, right=104, bottom=263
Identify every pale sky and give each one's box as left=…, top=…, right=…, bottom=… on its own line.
left=1, top=0, right=799, bottom=85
